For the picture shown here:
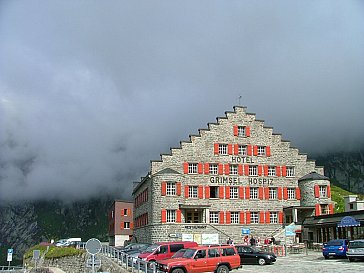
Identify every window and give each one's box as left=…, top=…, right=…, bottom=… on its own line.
left=319, top=186, right=327, bottom=197
left=189, top=186, right=198, bottom=198
left=210, top=186, right=219, bottom=198
left=166, top=182, right=176, bottom=196
left=269, top=188, right=277, bottom=199
left=195, top=250, right=206, bottom=259
left=208, top=248, right=220, bottom=257
left=222, top=247, right=236, bottom=256
left=231, top=212, right=239, bottom=224
left=166, top=210, right=176, bottom=223
left=349, top=203, right=354, bottom=210
left=238, top=145, right=247, bottom=156
left=160, top=245, right=168, bottom=254
left=230, top=165, right=238, bottom=175
left=286, top=166, right=295, bottom=177
left=230, top=187, right=238, bottom=199
left=320, top=204, right=329, bottom=215
left=219, top=144, right=228, bottom=155
left=257, top=146, right=266, bottom=156
left=249, top=165, right=257, bottom=176
left=251, top=212, right=259, bottom=223
left=210, top=211, right=219, bottom=224
left=250, top=187, right=258, bottom=199
left=287, top=188, right=296, bottom=200
left=123, top=209, right=128, bottom=216
left=268, top=166, right=276, bottom=176
left=270, top=212, right=278, bottom=224
left=209, top=164, right=218, bottom=175
left=124, top=222, right=130, bottom=229
left=170, top=244, right=184, bottom=253
left=238, top=126, right=246, bottom=137
left=188, top=163, right=198, bottom=174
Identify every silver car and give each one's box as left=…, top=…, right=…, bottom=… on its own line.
left=347, top=240, right=364, bottom=262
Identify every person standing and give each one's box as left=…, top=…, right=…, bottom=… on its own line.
left=227, top=237, right=233, bottom=245
left=250, top=236, right=256, bottom=246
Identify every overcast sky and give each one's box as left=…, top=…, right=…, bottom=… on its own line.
left=0, top=0, right=363, bottom=203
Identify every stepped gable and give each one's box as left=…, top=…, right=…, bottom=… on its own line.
left=154, top=168, right=181, bottom=175
left=299, top=171, right=330, bottom=182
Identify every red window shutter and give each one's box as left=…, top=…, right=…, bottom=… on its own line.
left=314, top=185, right=320, bottom=198
left=246, top=126, right=251, bottom=137
left=266, top=146, right=271, bottom=157
left=214, top=143, right=219, bottom=154
left=244, top=165, right=249, bottom=176
left=258, top=187, right=264, bottom=200
left=264, top=165, right=268, bottom=176
left=238, top=164, right=243, bottom=176
left=176, top=182, right=181, bottom=196
left=260, top=211, right=265, bottom=224
left=329, top=204, right=334, bottom=214
left=226, top=211, right=231, bottom=224
left=282, top=166, right=287, bottom=177
left=278, top=212, right=283, bottom=224
left=128, top=208, right=131, bottom=216
left=205, top=186, right=210, bottom=199
left=219, top=186, right=224, bottom=199
left=219, top=211, right=225, bottom=224
left=278, top=187, right=283, bottom=200
left=246, top=211, right=251, bottom=224
left=183, top=162, right=188, bottom=174
left=184, top=185, right=189, bottom=198
left=253, top=146, right=258, bottom=156
left=161, top=209, right=166, bottom=223
left=198, top=185, right=203, bottom=199
left=120, top=222, right=124, bottom=230
left=218, top=164, right=224, bottom=175
left=204, top=163, right=210, bottom=174
left=176, top=210, right=182, bottom=223
left=161, top=181, right=167, bottom=196
left=296, top=187, right=301, bottom=200
left=265, top=187, right=270, bottom=200
left=283, top=187, right=288, bottom=200
left=247, top=145, right=252, bottom=156
left=265, top=211, right=270, bottom=224
left=198, top=163, right=203, bottom=174
left=276, top=166, right=281, bottom=177
left=258, top=165, right=263, bottom=176
left=245, top=187, right=250, bottom=199
left=224, top=164, right=230, bottom=175
left=228, top=144, right=233, bottom=155
left=327, top=185, right=331, bottom=198
left=315, top=204, right=321, bottom=216
left=239, top=186, right=244, bottom=199
left=233, top=125, right=238, bottom=136
left=234, top=144, right=239, bottom=155
left=240, top=211, right=245, bottom=224
left=130, top=222, right=134, bottom=229
left=225, top=186, right=230, bottom=199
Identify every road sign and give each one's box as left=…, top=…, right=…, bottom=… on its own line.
left=86, top=256, right=101, bottom=269
left=33, top=250, right=40, bottom=260
left=7, top=249, right=13, bottom=262
left=242, top=228, right=250, bottom=235
left=85, top=238, right=102, bottom=255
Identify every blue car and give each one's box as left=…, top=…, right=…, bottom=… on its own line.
left=322, top=239, right=349, bottom=259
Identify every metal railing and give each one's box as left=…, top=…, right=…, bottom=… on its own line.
left=0, top=265, right=25, bottom=272
left=100, top=245, right=157, bottom=273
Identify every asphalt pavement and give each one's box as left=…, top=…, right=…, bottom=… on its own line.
left=237, top=250, right=364, bottom=273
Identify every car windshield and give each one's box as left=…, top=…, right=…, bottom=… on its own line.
left=144, top=244, right=159, bottom=253
left=350, top=241, right=364, bottom=248
left=172, top=249, right=187, bottom=258
left=326, top=240, right=344, bottom=246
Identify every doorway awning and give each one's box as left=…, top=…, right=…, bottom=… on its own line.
left=337, top=216, right=361, bottom=227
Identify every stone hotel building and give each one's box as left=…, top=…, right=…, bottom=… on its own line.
left=132, top=106, right=334, bottom=244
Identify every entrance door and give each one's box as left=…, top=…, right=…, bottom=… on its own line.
left=186, top=210, right=201, bottom=223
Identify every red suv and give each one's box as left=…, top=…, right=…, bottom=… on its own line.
left=156, top=245, right=240, bottom=273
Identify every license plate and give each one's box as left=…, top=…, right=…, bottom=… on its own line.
left=329, top=253, right=335, bottom=255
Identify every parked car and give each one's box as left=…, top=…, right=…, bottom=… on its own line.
left=117, top=243, right=150, bottom=253
left=138, top=241, right=198, bottom=263
left=156, top=245, right=240, bottom=273
left=347, top=239, right=364, bottom=262
left=322, top=239, right=349, bottom=259
left=235, top=245, right=276, bottom=265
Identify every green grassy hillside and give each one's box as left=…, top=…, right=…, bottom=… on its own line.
left=331, top=184, right=364, bottom=213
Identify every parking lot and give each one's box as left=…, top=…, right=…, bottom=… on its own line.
left=238, top=250, right=364, bottom=273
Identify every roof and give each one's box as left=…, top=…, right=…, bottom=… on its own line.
left=303, top=210, right=364, bottom=227
left=155, top=168, right=181, bottom=175
left=298, top=171, right=329, bottom=182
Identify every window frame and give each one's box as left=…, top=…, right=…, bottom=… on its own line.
left=249, top=165, right=258, bottom=176
left=189, top=186, right=198, bottom=198
left=166, top=182, right=176, bottom=196
left=166, top=210, right=176, bottom=223
left=287, top=188, right=296, bottom=200
left=209, top=211, right=219, bottom=224
left=250, top=187, right=258, bottom=199
left=251, top=212, right=259, bottom=224
left=230, top=187, right=239, bottom=199
left=188, top=163, right=198, bottom=174
left=219, top=144, right=228, bottom=155
left=230, top=211, right=240, bottom=224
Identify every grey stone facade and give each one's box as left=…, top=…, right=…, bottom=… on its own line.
left=132, top=106, right=333, bottom=244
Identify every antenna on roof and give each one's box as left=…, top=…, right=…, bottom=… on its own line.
left=238, top=95, right=242, bottom=106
